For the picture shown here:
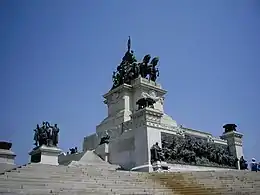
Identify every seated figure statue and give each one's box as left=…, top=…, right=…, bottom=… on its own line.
left=150, top=142, right=165, bottom=163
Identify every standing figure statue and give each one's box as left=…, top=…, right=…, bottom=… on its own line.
left=38, top=121, right=48, bottom=146
left=121, top=36, right=137, bottom=66
left=33, top=124, right=40, bottom=146
left=45, top=122, right=53, bottom=146
left=52, top=124, right=59, bottom=146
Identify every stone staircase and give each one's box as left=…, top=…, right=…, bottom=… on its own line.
left=0, top=163, right=260, bottom=195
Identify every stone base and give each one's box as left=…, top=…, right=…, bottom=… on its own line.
left=0, top=149, right=16, bottom=165
left=29, top=145, right=62, bottom=165
left=130, top=164, right=154, bottom=172
left=152, top=161, right=169, bottom=172
left=95, top=143, right=109, bottom=162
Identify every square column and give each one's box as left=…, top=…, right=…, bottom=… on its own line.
left=29, top=145, right=62, bottom=165
left=131, top=107, right=163, bottom=172
left=95, top=143, right=109, bottom=162
left=220, top=130, right=243, bottom=169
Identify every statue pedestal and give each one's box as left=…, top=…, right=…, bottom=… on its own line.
left=95, top=143, right=109, bottom=162
left=220, top=130, right=243, bottom=169
left=29, top=145, right=62, bottom=165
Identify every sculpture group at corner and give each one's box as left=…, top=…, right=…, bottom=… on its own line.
left=33, top=121, right=59, bottom=147
left=112, top=36, right=160, bottom=89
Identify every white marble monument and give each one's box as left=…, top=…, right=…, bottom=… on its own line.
left=82, top=38, right=244, bottom=172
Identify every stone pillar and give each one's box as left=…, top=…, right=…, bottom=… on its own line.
left=29, top=145, right=62, bottom=165
left=0, top=141, right=16, bottom=165
left=220, top=124, right=244, bottom=169
left=131, top=107, right=163, bottom=172
left=96, top=84, right=133, bottom=136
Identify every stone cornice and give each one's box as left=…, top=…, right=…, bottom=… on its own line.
left=103, top=83, right=132, bottom=98
left=131, top=107, right=163, bottom=119
left=131, top=77, right=167, bottom=95
left=0, top=149, right=16, bottom=157
left=220, top=131, right=244, bottom=139
left=234, top=141, right=243, bottom=146
left=182, top=127, right=212, bottom=136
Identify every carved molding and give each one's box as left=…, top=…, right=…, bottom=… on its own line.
left=141, top=91, right=160, bottom=101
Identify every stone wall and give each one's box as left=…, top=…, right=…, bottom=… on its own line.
left=108, top=130, right=136, bottom=170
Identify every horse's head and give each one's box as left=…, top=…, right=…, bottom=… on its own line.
left=151, top=57, right=159, bottom=66
left=142, top=54, right=151, bottom=64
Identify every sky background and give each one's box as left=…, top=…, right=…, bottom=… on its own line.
left=0, top=0, right=259, bottom=165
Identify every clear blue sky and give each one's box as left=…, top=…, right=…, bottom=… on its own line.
left=0, top=1, right=259, bottom=165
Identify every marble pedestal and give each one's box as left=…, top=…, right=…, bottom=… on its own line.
left=29, top=145, right=62, bottom=165
left=152, top=161, right=169, bottom=172
left=95, top=143, right=109, bottom=162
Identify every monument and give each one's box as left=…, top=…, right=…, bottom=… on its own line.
left=80, top=37, right=244, bottom=172
left=29, top=121, right=62, bottom=165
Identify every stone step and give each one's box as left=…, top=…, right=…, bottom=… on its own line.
left=4, top=179, right=254, bottom=193
left=0, top=180, right=155, bottom=188
left=0, top=175, right=143, bottom=182
left=0, top=184, right=167, bottom=191
left=8, top=168, right=135, bottom=175
left=2, top=172, right=141, bottom=178
left=0, top=187, right=175, bottom=194
left=6, top=170, right=138, bottom=177
left=1, top=187, right=253, bottom=195
left=27, top=163, right=120, bottom=169
left=2, top=173, right=138, bottom=179
left=17, top=167, right=119, bottom=173
left=1, top=182, right=259, bottom=195
left=150, top=174, right=260, bottom=181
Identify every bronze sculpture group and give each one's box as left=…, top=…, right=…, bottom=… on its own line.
left=112, top=37, right=160, bottom=89
left=155, top=132, right=238, bottom=168
left=33, top=121, right=59, bottom=147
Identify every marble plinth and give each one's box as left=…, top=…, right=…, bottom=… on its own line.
left=29, top=145, right=62, bottom=165
left=95, top=143, right=109, bottom=162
